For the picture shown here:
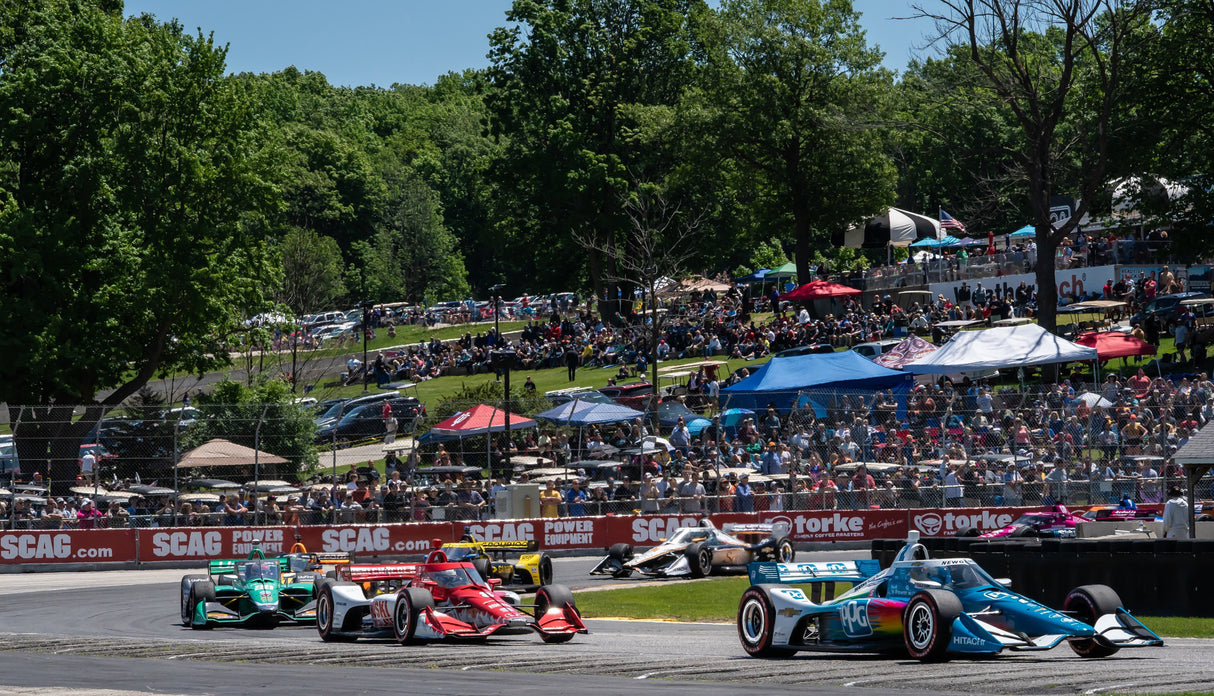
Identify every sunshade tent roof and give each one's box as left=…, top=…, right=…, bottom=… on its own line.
left=840, top=207, right=942, bottom=248
left=176, top=439, right=288, bottom=469
left=534, top=400, right=645, bottom=426
left=422, top=404, right=536, bottom=443
left=781, top=280, right=861, bottom=301
left=720, top=350, right=912, bottom=413
left=904, top=324, right=1097, bottom=374
left=873, top=335, right=938, bottom=369
left=1074, top=331, right=1157, bottom=360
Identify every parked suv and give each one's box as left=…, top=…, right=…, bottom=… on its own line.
left=852, top=339, right=902, bottom=360
left=774, top=343, right=834, bottom=357
left=314, top=396, right=423, bottom=444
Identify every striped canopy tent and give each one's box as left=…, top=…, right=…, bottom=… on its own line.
left=838, top=208, right=942, bottom=248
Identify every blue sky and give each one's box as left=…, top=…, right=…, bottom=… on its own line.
left=123, top=1, right=939, bottom=88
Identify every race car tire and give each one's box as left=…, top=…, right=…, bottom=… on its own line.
left=472, top=557, right=493, bottom=583
left=316, top=584, right=356, bottom=642
left=607, top=543, right=634, bottom=578
left=325, top=570, right=337, bottom=580
left=685, top=542, right=713, bottom=578
left=537, top=554, right=554, bottom=586
left=1064, top=585, right=1122, bottom=658
left=774, top=538, right=795, bottom=563
left=535, top=584, right=577, bottom=644
left=903, top=589, right=961, bottom=662
left=394, top=588, right=433, bottom=645
left=180, top=575, right=207, bottom=625
left=189, top=581, right=216, bottom=630
left=1008, top=526, right=1037, bottom=538
left=312, top=577, right=331, bottom=602
left=737, top=585, right=795, bottom=658
left=955, top=526, right=980, bottom=537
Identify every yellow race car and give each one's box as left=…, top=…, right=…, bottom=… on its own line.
left=440, top=535, right=553, bottom=589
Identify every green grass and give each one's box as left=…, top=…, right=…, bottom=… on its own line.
left=573, top=577, right=1214, bottom=637
left=575, top=577, right=751, bottom=622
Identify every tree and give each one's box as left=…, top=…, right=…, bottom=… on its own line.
left=277, top=227, right=347, bottom=314
left=579, top=182, right=704, bottom=430
left=485, top=0, right=709, bottom=299
left=0, top=1, right=278, bottom=490
left=913, top=0, right=1153, bottom=332
left=699, top=0, right=897, bottom=285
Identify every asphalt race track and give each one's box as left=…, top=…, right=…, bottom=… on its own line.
left=1, top=555, right=1211, bottom=695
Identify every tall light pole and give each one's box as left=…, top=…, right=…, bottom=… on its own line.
left=488, top=284, right=512, bottom=478
left=361, top=300, right=373, bottom=392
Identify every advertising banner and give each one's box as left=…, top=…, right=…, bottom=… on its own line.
left=138, top=523, right=457, bottom=562
left=906, top=507, right=1024, bottom=537
left=928, top=266, right=1118, bottom=307
left=458, top=517, right=610, bottom=550
left=0, top=529, right=136, bottom=564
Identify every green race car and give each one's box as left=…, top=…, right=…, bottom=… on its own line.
left=180, top=544, right=320, bottom=629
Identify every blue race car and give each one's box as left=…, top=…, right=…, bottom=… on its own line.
left=738, top=531, right=1163, bottom=662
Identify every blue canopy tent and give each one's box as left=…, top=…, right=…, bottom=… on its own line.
left=1009, top=224, right=1036, bottom=238
left=735, top=269, right=770, bottom=284
left=718, top=351, right=912, bottom=415
left=534, top=400, right=645, bottom=426
left=910, top=235, right=961, bottom=248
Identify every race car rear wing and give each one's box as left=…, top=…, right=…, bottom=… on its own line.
left=337, top=563, right=422, bottom=583
left=722, top=521, right=791, bottom=539
left=208, top=557, right=292, bottom=575
left=449, top=539, right=539, bottom=553
left=748, top=559, right=881, bottom=586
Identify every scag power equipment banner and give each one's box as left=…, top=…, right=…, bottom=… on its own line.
left=0, top=505, right=1077, bottom=568
left=0, top=529, right=136, bottom=564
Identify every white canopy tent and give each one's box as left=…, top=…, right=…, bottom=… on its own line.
left=904, top=324, right=1097, bottom=374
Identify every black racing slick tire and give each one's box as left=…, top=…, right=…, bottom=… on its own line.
left=535, top=584, right=578, bottom=644
left=316, top=584, right=355, bottom=642
left=189, top=581, right=216, bottom=631
left=955, top=526, right=981, bottom=537
left=737, top=585, right=795, bottom=658
left=1064, top=585, right=1122, bottom=658
left=903, top=589, right=961, bottom=662
left=180, top=575, right=207, bottom=625
left=686, top=542, right=712, bottom=578
left=472, top=557, right=493, bottom=583
left=537, top=553, right=554, bottom=586
left=607, top=543, right=633, bottom=578
left=394, top=588, right=434, bottom=645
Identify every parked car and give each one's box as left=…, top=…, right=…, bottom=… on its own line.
left=544, top=387, right=619, bottom=407
left=1131, top=292, right=1210, bottom=329
left=651, top=401, right=712, bottom=436
left=852, top=339, right=902, bottom=360
left=598, top=382, right=656, bottom=410
left=775, top=343, right=834, bottom=357
left=314, top=391, right=401, bottom=430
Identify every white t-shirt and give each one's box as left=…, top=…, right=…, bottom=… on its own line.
left=81, top=452, right=96, bottom=473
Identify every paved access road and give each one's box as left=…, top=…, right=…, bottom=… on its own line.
left=0, top=554, right=1208, bottom=695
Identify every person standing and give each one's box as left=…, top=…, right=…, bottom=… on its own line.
left=734, top=473, right=755, bottom=512
left=563, top=342, right=579, bottom=381
left=1162, top=486, right=1190, bottom=539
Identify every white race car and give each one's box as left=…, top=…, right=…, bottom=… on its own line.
left=590, top=521, right=794, bottom=579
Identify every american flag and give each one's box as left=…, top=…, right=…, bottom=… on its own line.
left=939, top=209, right=967, bottom=234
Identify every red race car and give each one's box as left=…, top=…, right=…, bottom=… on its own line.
left=316, top=547, right=586, bottom=644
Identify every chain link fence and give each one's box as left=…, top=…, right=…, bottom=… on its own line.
left=3, top=383, right=1213, bottom=531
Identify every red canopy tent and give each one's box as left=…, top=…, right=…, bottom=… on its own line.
left=428, top=403, right=536, bottom=437
left=1075, top=331, right=1157, bottom=360
left=781, top=280, right=862, bottom=302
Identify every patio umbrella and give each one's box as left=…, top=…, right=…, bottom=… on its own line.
left=1077, top=392, right=1114, bottom=408
left=641, top=435, right=674, bottom=453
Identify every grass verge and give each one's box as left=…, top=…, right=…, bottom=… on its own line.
left=573, top=577, right=1214, bottom=638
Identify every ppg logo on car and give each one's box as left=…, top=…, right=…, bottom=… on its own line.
left=839, top=600, right=872, bottom=637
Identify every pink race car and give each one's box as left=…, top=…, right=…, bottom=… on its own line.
left=956, top=505, right=1088, bottom=538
